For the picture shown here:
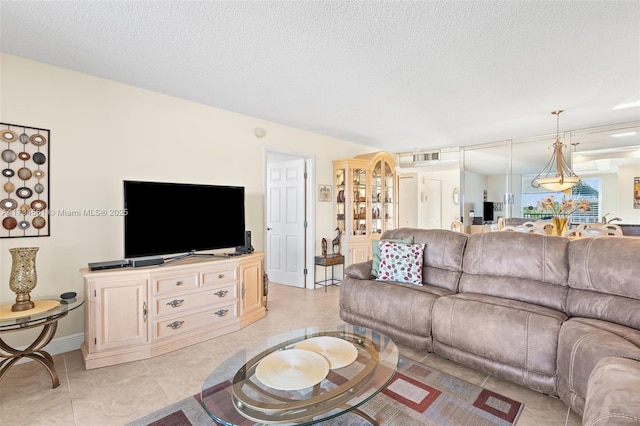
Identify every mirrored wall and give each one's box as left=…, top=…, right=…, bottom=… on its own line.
left=461, top=121, right=640, bottom=226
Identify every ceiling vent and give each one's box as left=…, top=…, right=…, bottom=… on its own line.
left=399, top=150, right=441, bottom=167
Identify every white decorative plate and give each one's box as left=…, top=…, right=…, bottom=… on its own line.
left=255, top=349, right=329, bottom=391
left=294, top=336, right=358, bottom=369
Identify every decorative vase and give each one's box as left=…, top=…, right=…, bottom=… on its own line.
left=552, top=217, right=568, bottom=237
left=9, top=247, right=39, bottom=312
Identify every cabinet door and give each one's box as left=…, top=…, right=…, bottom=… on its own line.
left=239, top=257, right=264, bottom=324
left=349, top=241, right=371, bottom=265
left=382, top=159, right=397, bottom=233
left=335, top=167, right=346, bottom=235
left=369, top=155, right=397, bottom=236
left=92, top=278, right=149, bottom=352
left=351, top=166, right=369, bottom=237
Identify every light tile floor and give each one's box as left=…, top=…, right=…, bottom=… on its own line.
left=0, top=283, right=581, bottom=426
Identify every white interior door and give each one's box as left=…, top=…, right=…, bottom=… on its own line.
left=266, top=158, right=306, bottom=287
left=399, top=175, right=418, bottom=228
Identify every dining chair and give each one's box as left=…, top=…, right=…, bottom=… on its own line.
left=451, top=220, right=464, bottom=232
left=563, top=227, right=623, bottom=238
left=527, top=220, right=554, bottom=235
left=501, top=224, right=546, bottom=235
left=577, top=223, right=623, bottom=234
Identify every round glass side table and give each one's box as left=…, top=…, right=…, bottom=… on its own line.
left=0, top=297, right=84, bottom=388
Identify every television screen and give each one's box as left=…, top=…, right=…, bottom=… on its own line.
left=123, top=180, right=246, bottom=258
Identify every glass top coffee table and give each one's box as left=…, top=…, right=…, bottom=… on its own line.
left=201, top=324, right=398, bottom=425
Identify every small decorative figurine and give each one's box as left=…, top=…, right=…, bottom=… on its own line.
left=332, top=227, right=342, bottom=254
left=321, top=238, right=328, bottom=257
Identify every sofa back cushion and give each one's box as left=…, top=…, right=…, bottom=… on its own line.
left=567, top=237, right=640, bottom=329
left=380, top=228, right=467, bottom=292
left=460, top=232, right=570, bottom=311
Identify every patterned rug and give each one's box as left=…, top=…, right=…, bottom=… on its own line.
left=127, top=357, right=523, bottom=426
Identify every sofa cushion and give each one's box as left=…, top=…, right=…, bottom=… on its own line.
left=460, top=232, right=569, bottom=311
left=370, top=236, right=414, bottom=277
left=567, top=236, right=640, bottom=329
left=432, top=293, right=567, bottom=395
left=583, top=357, right=640, bottom=426
left=377, top=241, right=425, bottom=285
left=557, top=318, right=640, bottom=415
left=380, top=228, right=467, bottom=292
left=339, top=278, right=453, bottom=351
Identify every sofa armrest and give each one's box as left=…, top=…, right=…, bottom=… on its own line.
left=345, top=261, right=374, bottom=280
left=583, top=356, right=640, bottom=425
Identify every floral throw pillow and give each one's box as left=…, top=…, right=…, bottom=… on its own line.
left=377, top=241, right=425, bottom=285
left=370, top=236, right=414, bottom=277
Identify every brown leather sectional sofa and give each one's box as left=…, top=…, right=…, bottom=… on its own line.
left=339, top=228, right=640, bottom=425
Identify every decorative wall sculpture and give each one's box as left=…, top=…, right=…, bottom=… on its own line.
left=1, top=122, right=50, bottom=238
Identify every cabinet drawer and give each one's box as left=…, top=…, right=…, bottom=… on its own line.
left=152, top=273, right=198, bottom=295
left=154, top=303, right=238, bottom=339
left=154, top=284, right=237, bottom=317
left=201, top=266, right=237, bottom=287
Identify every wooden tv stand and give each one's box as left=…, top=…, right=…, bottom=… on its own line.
left=80, top=252, right=265, bottom=369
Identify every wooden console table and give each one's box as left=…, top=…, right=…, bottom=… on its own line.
left=0, top=297, right=84, bottom=388
left=80, top=252, right=265, bottom=369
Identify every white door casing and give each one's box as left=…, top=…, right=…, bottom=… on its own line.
left=266, top=158, right=306, bottom=287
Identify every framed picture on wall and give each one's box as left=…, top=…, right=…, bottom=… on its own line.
left=318, top=185, right=331, bottom=202
left=634, top=177, right=640, bottom=209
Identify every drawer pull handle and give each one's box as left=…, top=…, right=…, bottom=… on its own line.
left=214, top=309, right=228, bottom=317
left=218, top=274, right=224, bottom=279
left=175, top=281, right=184, bottom=286
left=214, top=290, right=228, bottom=298
left=166, top=320, right=184, bottom=329
left=166, top=299, right=184, bottom=308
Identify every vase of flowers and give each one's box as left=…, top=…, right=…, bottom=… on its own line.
left=536, top=196, right=591, bottom=236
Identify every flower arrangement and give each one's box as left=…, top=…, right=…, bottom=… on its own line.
left=536, top=196, right=591, bottom=218
left=536, top=196, right=591, bottom=236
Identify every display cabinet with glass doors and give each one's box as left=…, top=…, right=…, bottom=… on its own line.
left=332, top=152, right=397, bottom=266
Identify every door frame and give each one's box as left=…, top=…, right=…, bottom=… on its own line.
left=264, top=148, right=315, bottom=289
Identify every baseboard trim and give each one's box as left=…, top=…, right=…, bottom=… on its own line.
left=15, top=333, right=85, bottom=364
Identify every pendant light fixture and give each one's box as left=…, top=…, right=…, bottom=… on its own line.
left=532, top=110, right=580, bottom=192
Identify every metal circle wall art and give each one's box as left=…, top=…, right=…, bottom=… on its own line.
left=3, top=217, right=18, bottom=230
left=1, top=198, right=18, bottom=211
left=17, top=187, right=33, bottom=199
left=32, top=152, right=47, bottom=165
left=17, top=167, right=32, bottom=180
left=2, top=149, right=17, bottom=163
left=32, top=216, right=46, bottom=229
left=30, top=134, right=47, bottom=146
left=1, top=129, right=17, bottom=143
left=1, top=122, right=50, bottom=238
left=30, top=199, right=47, bottom=211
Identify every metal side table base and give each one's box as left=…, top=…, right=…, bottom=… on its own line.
left=0, top=318, right=61, bottom=388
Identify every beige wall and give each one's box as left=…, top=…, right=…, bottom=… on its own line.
left=0, top=53, right=370, bottom=345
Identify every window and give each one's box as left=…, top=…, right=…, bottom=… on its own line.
left=521, top=176, right=600, bottom=223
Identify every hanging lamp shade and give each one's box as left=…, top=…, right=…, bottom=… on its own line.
left=532, top=110, right=580, bottom=192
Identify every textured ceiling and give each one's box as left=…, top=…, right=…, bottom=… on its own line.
left=1, top=1, right=639, bottom=152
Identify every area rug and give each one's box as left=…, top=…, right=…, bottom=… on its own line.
left=127, top=356, right=524, bottom=426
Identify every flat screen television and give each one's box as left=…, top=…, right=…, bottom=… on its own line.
left=123, top=180, right=246, bottom=259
